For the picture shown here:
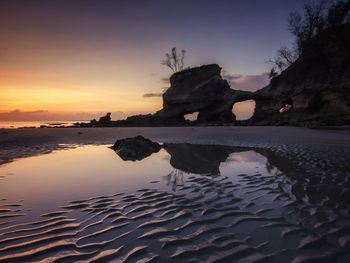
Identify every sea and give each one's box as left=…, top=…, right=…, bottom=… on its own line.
left=0, top=120, right=89, bottom=128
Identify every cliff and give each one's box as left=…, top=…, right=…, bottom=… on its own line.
left=253, top=23, right=350, bottom=125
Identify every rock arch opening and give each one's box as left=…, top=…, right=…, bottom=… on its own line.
left=232, top=100, right=256, bottom=120
left=184, top=112, right=199, bottom=122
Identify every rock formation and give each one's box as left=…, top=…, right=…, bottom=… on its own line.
left=83, top=112, right=112, bottom=127
left=111, top=136, right=161, bottom=161
left=157, top=64, right=254, bottom=123
left=252, top=23, right=350, bottom=125
left=84, top=23, right=350, bottom=127
left=116, top=64, right=255, bottom=126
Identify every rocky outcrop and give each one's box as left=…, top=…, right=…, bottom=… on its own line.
left=82, top=112, right=112, bottom=127
left=157, top=64, right=254, bottom=123
left=111, top=136, right=161, bottom=161
left=82, top=24, right=349, bottom=127
left=98, top=64, right=255, bottom=127
left=252, top=23, right=350, bottom=125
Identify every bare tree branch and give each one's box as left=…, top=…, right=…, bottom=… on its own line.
left=161, top=47, right=187, bottom=73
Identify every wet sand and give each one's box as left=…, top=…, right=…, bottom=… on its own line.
left=1, top=126, right=350, bottom=160
left=0, top=127, right=350, bottom=262
left=1, top=127, right=350, bottom=183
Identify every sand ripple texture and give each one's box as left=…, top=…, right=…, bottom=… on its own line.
left=1, top=161, right=350, bottom=263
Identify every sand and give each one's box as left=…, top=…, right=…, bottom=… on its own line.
left=1, top=126, right=350, bottom=177
left=0, top=127, right=350, bottom=262
left=0, top=126, right=349, bottom=155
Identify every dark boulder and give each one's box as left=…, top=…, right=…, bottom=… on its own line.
left=111, top=136, right=161, bottom=161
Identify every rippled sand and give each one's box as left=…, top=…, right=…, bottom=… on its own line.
left=1, top=174, right=350, bottom=262
left=0, top=127, right=350, bottom=262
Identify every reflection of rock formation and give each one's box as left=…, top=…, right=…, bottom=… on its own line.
left=112, top=139, right=350, bottom=206
left=163, top=143, right=237, bottom=175
left=163, top=169, right=185, bottom=191
left=111, top=136, right=161, bottom=161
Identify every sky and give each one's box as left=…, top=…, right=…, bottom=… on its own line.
left=0, top=0, right=304, bottom=121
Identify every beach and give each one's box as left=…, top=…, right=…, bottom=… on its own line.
left=1, top=126, right=350, bottom=159
left=0, top=127, right=350, bottom=262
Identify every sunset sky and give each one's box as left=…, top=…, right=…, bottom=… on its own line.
left=0, top=0, right=304, bottom=121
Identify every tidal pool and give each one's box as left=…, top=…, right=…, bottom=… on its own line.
left=0, top=144, right=349, bottom=262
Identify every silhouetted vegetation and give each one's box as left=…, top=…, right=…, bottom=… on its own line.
left=268, top=0, right=350, bottom=77
left=161, top=47, right=187, bottom=73
left=268, top=46, right=298, bottom=77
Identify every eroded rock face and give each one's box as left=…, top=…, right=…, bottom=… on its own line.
left=252, top=23, right=350, bottom=125
left=157, top=64, right=255, bottom=123
left=111, top=136, right=161, bottom=161
left=86, top=24, right=349, bottom=127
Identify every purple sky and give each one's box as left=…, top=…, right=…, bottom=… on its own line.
left=0, top=0, right=304, bottom=120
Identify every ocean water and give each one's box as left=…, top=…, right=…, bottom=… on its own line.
left=0, top=121, right=88, bottom=128
left=0, top=144, right=349, bottom=262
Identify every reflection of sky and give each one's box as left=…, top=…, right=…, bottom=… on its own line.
left=0, top=146, right=277, bottom=217
left=219, top=150, right=276, bottom=185
left=0, top=146, right=172, bottom=219
left=225, top=150, right=267, bottom=164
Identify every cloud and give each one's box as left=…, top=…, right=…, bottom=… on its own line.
left=142, top=93, right=163, bottom=98
left=9, top=109, right=48, bottom=114
left=0, top=110, right=51, bottom=121
left=0, top=110, right=130, bottom=121
left=222, top=72, right=269, bottom=92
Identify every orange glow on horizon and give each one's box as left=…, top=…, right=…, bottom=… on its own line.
left=0, top=86, right=161, bottom=113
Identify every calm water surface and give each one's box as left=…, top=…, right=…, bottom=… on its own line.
left=0, top=121, right=87, bottom=128
left=0, top=144, right=349, bottom=262
left=0, top=145, right=269, bottom=218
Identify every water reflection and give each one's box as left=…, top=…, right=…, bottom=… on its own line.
left=0, top=144, right=349, bottom=262
left=163, top=144, right=233, bottom=175
left=163, top=169, right=185, bottom=191
left=113, top=142, right=350, bottom=207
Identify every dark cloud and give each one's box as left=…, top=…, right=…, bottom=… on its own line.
left=143, top=93, right=163, bottom=98
left=0, top=110, right=51, bottom=121
left=222, top=73, right=270, bottom=92
left=9, top=109, right=48, bottom=114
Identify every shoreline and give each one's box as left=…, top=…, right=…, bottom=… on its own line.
left=1, top=126, right=349, bottom=145
left=1, top=126, right=349, bottom=168
left=1, top=128, right=350, bottom=262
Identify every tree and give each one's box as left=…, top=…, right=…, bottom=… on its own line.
left=288, top=11, right=304, bottom=51
left=288, top=0, right=329, bottom=52
left=302, top=0, right=328, bottom=38
left=161, top=47, right=186, bottom=73
left=277, top=46, right=298, bottom=66
left=327, top=0, right=350, bottom=27
left=267, top=46, right=298, bottom=75
left=269, top=67, right=278, bottom=79
left=268, top=0, right=349, bottom=78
